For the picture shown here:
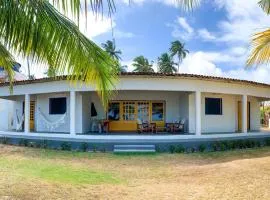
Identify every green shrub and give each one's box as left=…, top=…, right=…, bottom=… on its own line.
left=0, top=137, right=9, bottom=145
left=39, top=140, right=48, bottom=149
left=175, top=145, right=185, bottom=153
left=198, top=144, right=206, bottom=152
left=227, top=141, right=234, bottom=150
left=60, top=142, right=72, bottom=151
left=169, top=145, right=176, bottom=154
left=256, top=141, right=261, bottom=147
left=80, top=142, right=89, bottom=152
left=92, top=144, right=97, bottom=152
left=28, top=142, right=36, bottom=148
left=265, top=138, right=270, bottom=146
left=18, top=139, right=29, bottom=147
left=155, top=145, right=162, bottom=153
left=212, top=142, right=219, bottom=151
left=191, top=147, right=196, bottom=153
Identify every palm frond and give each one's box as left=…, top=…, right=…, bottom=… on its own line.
left=0, top=42, right=14, bottom=85
left=51, top=0, right=116, bottom=23
left=0, top=0, right=116, bottom=105
left=247, top=29, right=270, bottom=67
left=175, top=0, right=201, bottom=11
left=258, top=0, right=270, bottom=15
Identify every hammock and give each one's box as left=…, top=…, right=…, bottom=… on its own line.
left=38, top=108, right=67, bottom=131
left=16, top=109, right=24, bottom=131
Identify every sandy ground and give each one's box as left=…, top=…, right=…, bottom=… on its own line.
left=0, top=145, right=270, bottom=200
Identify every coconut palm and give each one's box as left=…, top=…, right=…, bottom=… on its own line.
left=0, top=1, right=117, bottom=104
left=170, top=40, right=189, bottom=72
left=101, top=40, right=122, bottom=61
left=132, top=56, right=154, bottom=72
left=247, top=0, right=270, bottom=66
left=157, top=53, right=177, bottom=74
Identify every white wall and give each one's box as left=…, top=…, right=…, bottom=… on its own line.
left=189, top=93, right=261, bottom=133
left=0, top=99, right=14, bottom=131
left=109, top=90, right=182, bottom=123
left=35, top=92, right=83, bottom=133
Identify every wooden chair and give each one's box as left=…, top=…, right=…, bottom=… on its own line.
left=137, top=119, right=150, bottom=133
left=173, top=119, right=186, bottom=133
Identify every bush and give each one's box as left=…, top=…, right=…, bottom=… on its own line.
left=80, top=142, right=89, bottom=152
left=256, top=141, right=261, bottom=147
left=198, top=144, right=206, bottom=152
left=175, top=145, right=185, bottom=153
left=60, top=142, right=72, bottom=151
left=265, top=138, right=270, bottom=146
left=169, top=145, right=176, bottom=154
left=212, top=142, right=219, bottom=151
left=18, top=139, right=29, bottom=147
left=0, top=137, right=9, bottom=145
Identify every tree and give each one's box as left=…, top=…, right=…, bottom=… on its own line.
left=101, top=40, right=122, bottom=61
left=132, top=56, right=154, bottom=72
left=0, top=1, right=117, bottom=104
left=44, top=66, right=57, bottom=78
left=247, top=0, right=270, bottom=66
left=170, top=40, right=189, bottom=72
left=157, top=53, right=177, bottom=73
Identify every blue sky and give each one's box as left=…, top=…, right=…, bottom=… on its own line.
left=20, top=0, right=270, bottom=84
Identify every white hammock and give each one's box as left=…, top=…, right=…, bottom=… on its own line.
left=38, top=108, right=67, bottom=131
left=16, top=109, right=24, bottom=131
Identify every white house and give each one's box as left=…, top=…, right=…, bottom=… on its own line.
left=0, top=72, right=269, bottom=141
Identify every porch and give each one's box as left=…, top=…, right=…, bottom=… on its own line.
left=0, top=90, right=268, bottom=137
left=1, top=129, right=270, bottom=144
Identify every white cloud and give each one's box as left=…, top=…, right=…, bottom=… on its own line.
left=167, top=17, right=194, bottom=40
left=114, top=30, right=135, bottom=38
left=198, top=28, right=216, bottom=41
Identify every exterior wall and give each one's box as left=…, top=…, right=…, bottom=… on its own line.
left=109, top=90, right=182, bottom=123
left=189, top=93, right=261, bottom=133
left=0, top=76, right=265, bottom=134
left=0, top=99, right=14, bottom=131
left=35, top=92, right=83, bottom=133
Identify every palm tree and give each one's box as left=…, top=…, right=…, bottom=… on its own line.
left=132, top=56, right=154, bottom=72
left=157, top=53, right=177, bottom=73
left=0, top=1, right=117, bottom=104
left=170, top=40, right=189, bottom=72
left=247, top=0, right=270, bottom=66
left=44, top=66, right=57, bottom=78
left=101, top=40, right=122, bottom=61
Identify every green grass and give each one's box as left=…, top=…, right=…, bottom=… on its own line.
left=0, top=156, right=121, bottom=185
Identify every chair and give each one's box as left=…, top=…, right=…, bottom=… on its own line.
left=173, top=119, right=186, bottom=133
left=137, top=119, right=150, bottom=133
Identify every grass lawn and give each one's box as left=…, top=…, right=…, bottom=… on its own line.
left=1, top=145, right=270, bottom=199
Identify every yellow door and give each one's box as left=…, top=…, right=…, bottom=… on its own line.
left=238, top=101, right=250, bottom=132
left=30, top=101, right=35, bottom=131
left=108, top=101, right=165, bottom=132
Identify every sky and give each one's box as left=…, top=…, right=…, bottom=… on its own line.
left=19, top=0, right=270, bottom=84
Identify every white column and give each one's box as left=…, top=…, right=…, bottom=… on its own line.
left=24, top=94, right=30, bottom=134
left=242, top=94, right=247, bottom=133
left=195, top=91, right=201, bottom=136
left=70, top=91, right=76, bottom=136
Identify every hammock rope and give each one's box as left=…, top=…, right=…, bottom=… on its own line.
left=38, top=108, right=67, bottom=131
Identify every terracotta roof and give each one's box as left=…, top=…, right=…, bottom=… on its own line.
left=0, top=72, right=269, bottom=88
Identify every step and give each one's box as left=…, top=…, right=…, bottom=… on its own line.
left=114, top=144, right=156, bottom=153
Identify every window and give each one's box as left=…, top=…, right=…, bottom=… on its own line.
left=49, top=97, right=66, bottom=114
left=108, top=102, right=120, bottom=120
left=123, top=102, right=135, bottom=121
left=138, top=102, right=149, bottom=122
left=205, top=98, right=222, bottom=115
left=152, top=102, right=164, bottom=121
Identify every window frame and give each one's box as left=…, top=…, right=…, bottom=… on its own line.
left=205, top=97, right=223, bottom=115
left=49, top=97, right=67, bottom=115
left=151, top=101, right=165, bottom=121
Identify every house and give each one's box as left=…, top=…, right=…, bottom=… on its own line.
left=0, top=64, right=26, bottom=131
left=0, top=72, right=269, bottom=141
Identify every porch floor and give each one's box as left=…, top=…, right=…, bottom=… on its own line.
left=1, top=129, right=270, bottom=144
